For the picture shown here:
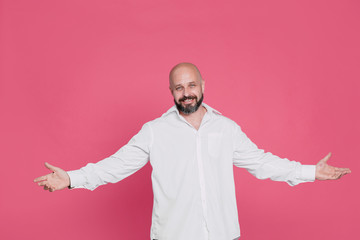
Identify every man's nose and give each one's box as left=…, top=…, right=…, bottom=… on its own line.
left=183, top=87, right=190, bottom=97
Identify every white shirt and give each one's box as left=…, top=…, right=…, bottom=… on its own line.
left=67, top=103, right=316, bottom=240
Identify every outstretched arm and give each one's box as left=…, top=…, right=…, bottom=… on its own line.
left=232, top=124, right=351, bottom=186
left=315, top=152, right=351, bottom=180
left=34, top=162, right=70, bottom=192
left=34, top=122, right=152, bottom=192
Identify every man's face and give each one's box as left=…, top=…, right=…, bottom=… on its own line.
left=169, top=68, right=205, bottom=115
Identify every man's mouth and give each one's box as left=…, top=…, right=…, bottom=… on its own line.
left=183, top=98, right=194, bottom=104
left=180, top=96, right=196, bottom=104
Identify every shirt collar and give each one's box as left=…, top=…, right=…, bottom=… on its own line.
left=163, top=102, right=222, bottom=117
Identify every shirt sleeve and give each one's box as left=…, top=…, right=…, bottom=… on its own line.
left=232, top=124, right=315, bottom=186
left=67, top=122, right=153, bottom=191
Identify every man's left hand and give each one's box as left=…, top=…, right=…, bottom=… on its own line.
left=316, top=152, right=351, bottom=180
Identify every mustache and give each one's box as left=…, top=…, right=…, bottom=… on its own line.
left=179, top=95, right=197, bottom=102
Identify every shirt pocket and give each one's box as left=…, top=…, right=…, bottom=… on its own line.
left=207, top=132, right=222, bottom=158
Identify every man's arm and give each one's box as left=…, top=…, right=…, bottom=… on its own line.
left=34, top=122, right=153, bottom=192
left=232, top=125, right=350, bottom=186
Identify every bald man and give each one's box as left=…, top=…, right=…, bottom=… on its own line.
left=34, top=62, right=351, bottom=240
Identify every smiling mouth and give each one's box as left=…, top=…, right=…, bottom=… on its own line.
left=180, top=96, right=196, bottom=104
left=183, top=99, right=194, bottom=104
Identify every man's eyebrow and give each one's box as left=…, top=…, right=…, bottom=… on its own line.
left=174, top=81, right=196, bottom=87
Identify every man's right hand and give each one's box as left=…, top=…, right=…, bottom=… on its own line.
left=34, top=162, right=70, bottom=192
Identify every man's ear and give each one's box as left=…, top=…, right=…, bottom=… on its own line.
left=201, top=79, right=205, bottom=93
left=169, top=86, right=174, bottom=96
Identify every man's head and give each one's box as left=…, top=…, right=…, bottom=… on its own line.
left=169, top=62, right=205, bottom=115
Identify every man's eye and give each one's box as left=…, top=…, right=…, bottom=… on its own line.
left=176, top=87, right=182, bottom=91
left=190, top=84, right=195, bottom=87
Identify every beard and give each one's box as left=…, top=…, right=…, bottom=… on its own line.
left=174, top=93, right=204, bottom=115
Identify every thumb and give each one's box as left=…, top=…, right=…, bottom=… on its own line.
left=45, top=162, right=58, bottom=172
left=320, top=152, right=332, bottom=164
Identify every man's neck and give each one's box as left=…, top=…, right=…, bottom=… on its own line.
left=179, top=106, right=207, bottom=130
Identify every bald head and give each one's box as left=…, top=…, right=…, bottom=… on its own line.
left=169, top=62, right=203, bottom=88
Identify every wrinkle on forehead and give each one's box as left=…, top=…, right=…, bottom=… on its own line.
left=169, top=62, right=203, bottom=87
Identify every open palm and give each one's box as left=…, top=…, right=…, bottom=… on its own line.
left=316, top=153, right=351, bottom=180
left=34, top=162, right=70, bottom=192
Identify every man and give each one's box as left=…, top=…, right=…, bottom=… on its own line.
left=34, top=62, right=351, bottom=240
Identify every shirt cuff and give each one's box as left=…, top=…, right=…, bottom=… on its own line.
left=67, top=170, right=87, bottom=189
left=299, top=165, right=316, bottom=182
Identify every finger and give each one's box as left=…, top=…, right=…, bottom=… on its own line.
left=336, top=169, right=350, bottom=179
left=45, top=162, right=58, bottom=172
left=340, top=171, right=348, bottom=178
left=336, top=168, right=351, bottom=174
left=38, top=181, right=48, bottom=187
left=337, top=172, right=347, bottom=180
left=46, top=183, right=55, bottom=192
left=321, top=152, right=332, bottom=163
left=340, top=168, right=351, bottom=173
left=332, top=173, right=341, bottom=180
left=340, top=169, right=351, bottom=174
left=34, top=175, right=47, bottom=183
left=340, top=170, right=351, bottom=176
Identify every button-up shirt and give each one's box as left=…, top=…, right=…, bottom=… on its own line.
left=67, top=103, right=316, bottom=240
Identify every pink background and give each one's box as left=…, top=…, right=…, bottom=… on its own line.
left=1, top=0, right=359, bottom=239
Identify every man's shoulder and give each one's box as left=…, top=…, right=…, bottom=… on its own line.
left=207, top=106, right=238, bottom=125
left=145, top=115, right=167, bottom=126
left=141, top=109, right=174, bottom=128
left=213, top=113, right=241, bottom=131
